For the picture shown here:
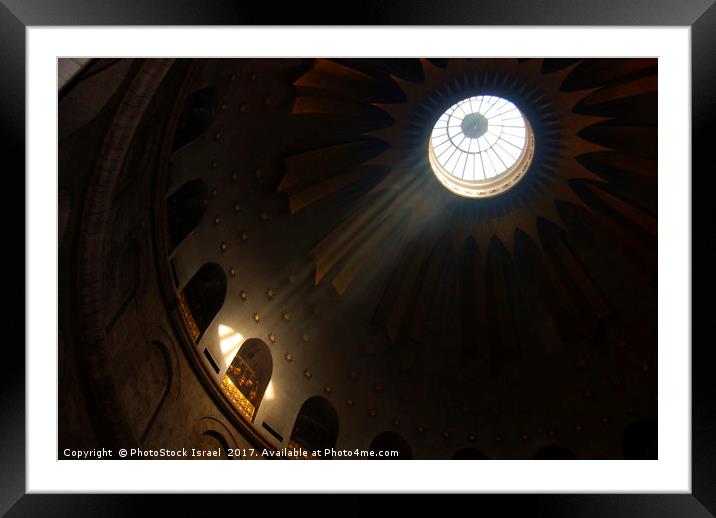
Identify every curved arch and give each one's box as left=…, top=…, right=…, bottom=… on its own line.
left=222, top=338, right=273, bottom=421
left=534, top=444, right=577, bottom=459
left=452, top=447, right=489, bottom=460
left=138, top=340, right=175, bottom=443
left=167, top=178, right=209, bottom=251
left=369, top=431, right=413, bottom=459
left=75, top=59, right=174, bottom=449
left=200, top=416, right=239, bottom=451
left=198, top=430, right=231, bottom=459
left=180, top=263, right=226, bottom=342
left=289, top=396, right=339, bottom=458
left=171, top=87, right=218, bottom=152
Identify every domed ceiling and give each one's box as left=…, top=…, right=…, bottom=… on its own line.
left=158, top=58, right=656, bottom=459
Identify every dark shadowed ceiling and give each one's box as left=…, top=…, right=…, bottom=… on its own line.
left=60, top=57, right=658, bottom=460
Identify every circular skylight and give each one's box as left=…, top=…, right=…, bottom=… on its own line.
left=428, top=95, right=535, bottom=198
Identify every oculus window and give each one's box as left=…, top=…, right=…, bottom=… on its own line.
left=428, top=95, right=535, bottom=198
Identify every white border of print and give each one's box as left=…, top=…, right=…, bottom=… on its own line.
left=27, top=26, right=689, bottom=493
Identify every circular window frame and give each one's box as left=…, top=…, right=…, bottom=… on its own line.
left=428, top=96, right=536, bottom=199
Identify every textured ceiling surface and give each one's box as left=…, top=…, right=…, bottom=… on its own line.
left=164, top=58, right=657, bottom=459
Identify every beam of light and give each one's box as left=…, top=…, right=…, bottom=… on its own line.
left=264, top=381, right=275, bottom=400
left=218, top=323, right=244, bottom=366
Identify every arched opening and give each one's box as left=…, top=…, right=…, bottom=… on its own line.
left=178, top=263, right=226, bottom=343
left=534, top=444, right=577, bottom=459
left=172, top=87, right=218, bottom=152
left=369, top=431, right=413, bottom=459
left=288, top=396, right=339, bottom=459
left=221, top=338, right=273, bottom=422
left=167, top=179, right=209, bottom=251
left=452, top=448, right=489, bottom=460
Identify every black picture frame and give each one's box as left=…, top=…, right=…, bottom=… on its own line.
left=4, top=0, right=713, bottom=515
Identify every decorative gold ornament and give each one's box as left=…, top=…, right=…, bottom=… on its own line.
left=221, top=375, right=255, bottom=421
left=177, top=291, right=200, bottom=343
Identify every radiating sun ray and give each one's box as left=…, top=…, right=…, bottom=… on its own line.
left=285, top=58, right=637, bottom=294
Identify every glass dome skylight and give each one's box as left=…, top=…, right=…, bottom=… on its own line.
left=428, top=95, right=535, bottom=198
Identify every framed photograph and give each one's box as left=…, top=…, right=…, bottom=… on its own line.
left=6, top=0, right=714, bottom=514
